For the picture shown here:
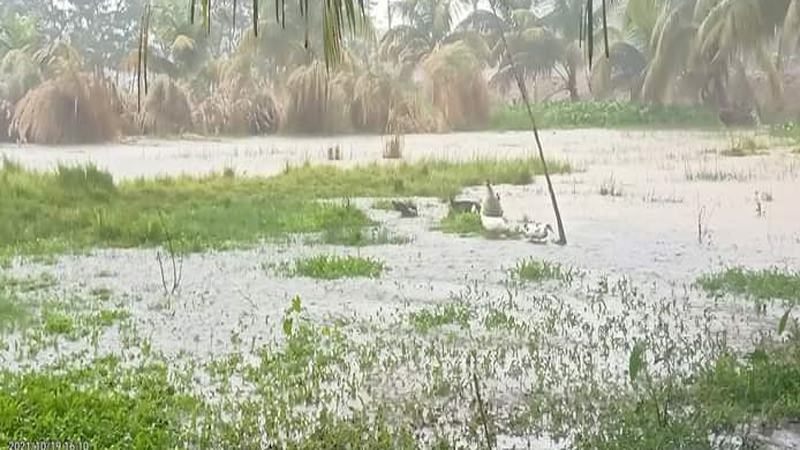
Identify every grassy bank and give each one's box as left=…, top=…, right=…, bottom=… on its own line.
left=0, top=157, right=570, bottom=256
left=489, top=100, right=721, bottom=131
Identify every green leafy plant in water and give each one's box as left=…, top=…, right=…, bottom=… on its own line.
left=409, top=302, right=473, bottom=334
left=284, top=255, right=386, bottom=280
left=695, top=267, right=800, bottom=305
left=509, top=258, right=579, bottom=284
left=0, top=356, right=198, bottom=448
left=436, top=212, right=483, bottom=236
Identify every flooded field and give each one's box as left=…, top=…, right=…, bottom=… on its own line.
left=2, top=129, right=800, bottom=449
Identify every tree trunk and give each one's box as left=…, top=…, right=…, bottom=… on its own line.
left=489, top=0, right=567, bottom=245
left=567, top=67, right=580, bottom=101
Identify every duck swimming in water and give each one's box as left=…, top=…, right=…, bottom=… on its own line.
left=392, top=200, right=418, bottom=218
left=522, top=220, right=554, bottom=244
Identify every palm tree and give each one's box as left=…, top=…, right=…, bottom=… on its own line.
left=460, top=0, right=587, bottom=100
left=380, top=0, right=481, bottom=75
left=597, top=0, right=800, bottom=119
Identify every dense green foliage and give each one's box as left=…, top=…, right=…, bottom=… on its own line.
left=0, top=357, right=197, bottom=448
left=489, top=101, right=722, bottom=130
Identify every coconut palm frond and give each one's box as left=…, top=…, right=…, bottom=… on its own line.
left=781, top=0, right=800, bottom=58
left=33, top=40, right=84, bottom=76
left=591, top=40, right=646, bottom=98
left=456, top=9, right=503, bottom=34
left=694, top=0, right=763, bottom=67
left=755, top=43, right=784, bottom=108
left=624, top=0, right=660, bottom=39
left=641, top=4, right=694, bottom=104
left=441, top=29, right=491, bottom=62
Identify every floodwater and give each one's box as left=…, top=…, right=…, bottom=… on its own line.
left=2, top=129, right=800, bottom=448
left=3, top=129, right=799, bottom=281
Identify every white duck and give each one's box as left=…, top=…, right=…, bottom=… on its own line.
left=522, top=220, right=554, bottom=244
left=481, top=181, right=510, bottom=231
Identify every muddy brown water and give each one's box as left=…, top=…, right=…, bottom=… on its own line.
left=2, top=129, right=799, bottom=448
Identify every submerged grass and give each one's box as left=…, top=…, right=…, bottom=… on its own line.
left=284, top=255, right=387, bottom=280
left=695, top=267, right=800, bottom=305
left=435, top=212, right=484, bottom=236
left=1, top=157, right=568, bottom=255
left=489, top=101, right=720, bottom=130
left=508, top=258, right=578, bottom=283
left=693, top=337, right=800, bottom=426
left=719, top=136, right=767, bottom=157
left=0, top=287, right=29, bottom=332
left=684, top=163, right=754, bottom=182
left=0, top=274, right=56, bottom=332
left=408, top=301, right=473, bottom=334
left=2, top=275, right=800, bottom=448
left=316, top=226, right=411, bottom=246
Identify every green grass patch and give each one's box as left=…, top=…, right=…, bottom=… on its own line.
left=695, top=267, right=800, bottom=305
left=692, top=338, right=800, bottom=426
left=276, top=158, right=569, bottom=198
left=0, top=356, right=198, bottom=448
left=489, top=101, right=721, bottom=130
left=283, top=255, right=386, bottom=280
left=1, top=157, right=568, bottom=256
left=408, top=302, right=472, bottom=334
left=85, top=309, right=131, bottom=328
left=435, top=212, right=484, bottom=236
left=509, top=258, right=578, bottom=283
left=42, top=309, right=75, bottom=336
